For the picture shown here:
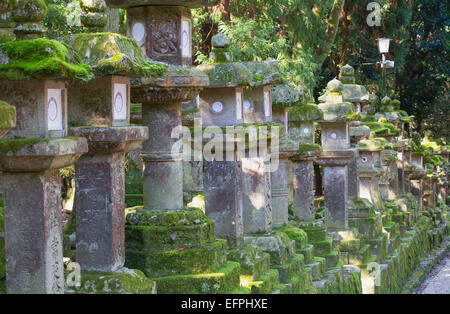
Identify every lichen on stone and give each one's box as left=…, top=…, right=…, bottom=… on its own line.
left=271, top=84, right=301, bottom=108
left=361, top=121, right=401, bottom=137
left=289, top=103, right=323, bottom=122
left=0, top=100, right=15, bottom=129
left=67, top=32, right=168, bottom=78
left=0, top=38, right=91, bottom=81
left=241, top=60, right=281, bottom=86
left=197, top=62, right=251, bottom=88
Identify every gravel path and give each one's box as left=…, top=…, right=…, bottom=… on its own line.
left=417, top=254, right=450, bottom=294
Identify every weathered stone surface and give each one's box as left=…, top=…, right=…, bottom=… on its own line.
left=66, top=268, right=156, bottom=294
left=271, top=84, right=301, bottom=108
left=141, top=101, right=183, bottom=210
left=131, top=65, right=208, bottom=104
left=75, top=152, right=129, bottom=272
left=3, top=169, right=64, bottom=294
left=350, top=125, right=370, bottom=138
left=242, top=61, right=281, bottom=87
left=0, top=137, right=88, bottom=172
left=271, top=139, right=297, bottom=226
left=211, top=32, right=230, bottom=48
left=204, top=158, right=244, bottom=245
left=69, top=126, right=148, bottom=154
left=199, top=86, right=244, bottom=127
left=0, top=100, right=15, bottom=138
left=69, top=76, right=134, bottom=127
left=242, top=156, right=272, bottom=235
left=291, top=152, right=319, bottom=221
left=0, top=79, right=70, bottom=139
left=120, top=4, right=206, bottom=65
left=244, top=85, right=272, bottom=124
left=197, top=62, right=251, bottom=88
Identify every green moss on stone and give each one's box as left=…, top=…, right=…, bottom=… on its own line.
left=297, top=144, right=322, bottom=155
left=0, top=137, right=84, bottom=155
left=289, top=104, right=323, bottom=122
left=0, top=137, right=49, bottom=154
left=271, top=84, right=301, bottom=107
left=68, top=32, right=167, bottom=78
left=227, top=244, right=270, bottom=279
left=126, top=207, right=210, bottom=227
left=126, top=239, right=228, bottom=277
left=0, top=38, right=91, bottom=81
left=278, top=226, right=308, bottom=250
left=0, top=101, right=15, bottom=129
left=154, top=261, right=241, bottom=294
left=197, top=62, right=251, bottom=88
left=66, top=268, right=156, bottom=294
left=361, top=121, right=401, bottom=137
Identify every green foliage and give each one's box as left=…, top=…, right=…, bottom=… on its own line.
left=192, top=0, right=345, bottom=99
left=397, top=0, right=449, bottom=142
left=44, top=0, right=83, bottom=38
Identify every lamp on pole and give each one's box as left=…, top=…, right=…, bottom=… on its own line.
left=377, top=38, right=394, bottom=96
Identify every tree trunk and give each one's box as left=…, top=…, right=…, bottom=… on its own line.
left=314, top=0, right=345, bottom=66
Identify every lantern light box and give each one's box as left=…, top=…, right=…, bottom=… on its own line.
left=68, top=76, right=131, bottom=127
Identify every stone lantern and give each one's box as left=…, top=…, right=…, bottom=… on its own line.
left=340, top=64, right=371, bottom=114
left=196, top=32, right=251, bottom=245
left=340, top=64, right=375, bottom=201
left=107, top=0, right=212, bottom=212
left=105, top=0, right=218, bottom=66
left=67, top=33, right=161, bottom=275
left=409, top=152, right=427, bottom=215
left=317, top=78, right=357, bottom=231
left=0, top=2, right=89, bottom=293
left=357, top=139, right=384, bottom=208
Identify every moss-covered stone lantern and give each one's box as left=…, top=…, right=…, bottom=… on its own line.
left=317, top=78, right=357, bottom=231
left=0, top=1, right=89, bottom=293
left=66, top=32, right=167, bottom=277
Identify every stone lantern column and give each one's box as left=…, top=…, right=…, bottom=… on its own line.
left=403, top=147, right=413, bottom=193
left=288, top=103, right=323, bottom=221
left=270, top=84, right=301, bottom=226
left=349, top=125, right=371, bottom=199
left=358, top=139, right=384, bottom=208
left=436, top=150, right=449, bottom=204
left=317, top=79, right=357, bottom=231
left=240, top=61, right=281, bottom=236
left=67, top=33, right=155, bottom=273
left=340, top=64, right=375, bottom=202
left=0, top=2, right=89, bottom=293
left=409, top=153, right=427, bottom=215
